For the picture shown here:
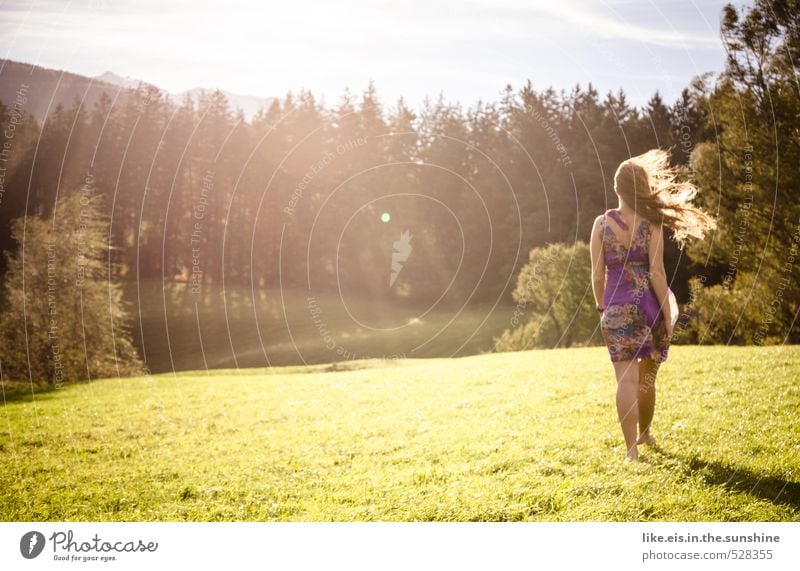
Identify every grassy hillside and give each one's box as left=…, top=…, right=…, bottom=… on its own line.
left=127, top=281, right=522, bottom=372
left=1, top=345, right=798, bottom=521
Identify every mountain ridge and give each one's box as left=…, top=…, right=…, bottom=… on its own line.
left=0, top=60, right=275, bottom=122
left=96, top=69, right=275, bottom=118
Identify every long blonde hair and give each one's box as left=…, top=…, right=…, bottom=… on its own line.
left=614, top=149, right=716, bottom=246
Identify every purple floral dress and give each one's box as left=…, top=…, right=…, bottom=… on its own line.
left=600, top=209, right=669, bottom=363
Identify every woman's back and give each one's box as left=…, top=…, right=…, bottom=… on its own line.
left=602, top=208, right=650, bottom=265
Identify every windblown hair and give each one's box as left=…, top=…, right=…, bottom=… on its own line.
left=614, top=148, right=716, bottom=246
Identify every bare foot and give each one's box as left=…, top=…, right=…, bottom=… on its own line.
left=637, top=433, right=656, bottom=446
left=624, top=445, right=639, bottom=462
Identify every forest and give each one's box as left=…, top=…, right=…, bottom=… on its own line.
left=0, top=0, right=797, bottom=379
left=0, top=80, right=705, bottom=299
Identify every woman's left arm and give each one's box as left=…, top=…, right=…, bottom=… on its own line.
left=648, top=222, right=673, bottom=337
left=590, top=215, right=606, bottom=310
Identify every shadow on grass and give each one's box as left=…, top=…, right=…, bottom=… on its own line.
left=659, top=450, right=800, bottom=511
left=1, top=382, right=73, bottom=405
left=323, top=358, right=409, bottom=373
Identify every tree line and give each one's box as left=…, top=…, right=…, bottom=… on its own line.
left=0, top=79, right=711, bottom=305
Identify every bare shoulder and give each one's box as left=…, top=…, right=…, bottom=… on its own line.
left=591, top=214, right=607, bottom=244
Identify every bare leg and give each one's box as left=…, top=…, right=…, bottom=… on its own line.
left=612, top=360, right=639, bottom=461
left=637, top=358, right=658, bottom=445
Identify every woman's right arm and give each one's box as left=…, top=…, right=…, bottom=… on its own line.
left=648, top=222, right=673, bottom=337
left=590, top=215, right=605, bottom=310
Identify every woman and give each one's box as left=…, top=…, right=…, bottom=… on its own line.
left=590, top=149, right=715, bottom=462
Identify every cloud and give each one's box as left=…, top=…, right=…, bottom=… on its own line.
left=495, top=0, right=721, bottom=49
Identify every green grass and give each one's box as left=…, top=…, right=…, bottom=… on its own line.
left=1, top=345, right=798, bottom=521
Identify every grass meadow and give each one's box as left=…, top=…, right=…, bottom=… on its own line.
left=128, top=281, right=520, bottom=372
left=1, top=345, right=798, bottom=521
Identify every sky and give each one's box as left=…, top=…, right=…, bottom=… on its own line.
left=0, top=0, right=738, bottom=109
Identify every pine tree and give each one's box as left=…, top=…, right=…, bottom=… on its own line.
left=0, top=183, right=143, bottom=384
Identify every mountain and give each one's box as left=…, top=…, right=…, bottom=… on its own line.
left=0, top=60, right=275, bottom=122
left=0, top=60, right=125, bottom=123
left=95, top=70, right=275, bottom=119
left=94, top=70, right=152, bottom=90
